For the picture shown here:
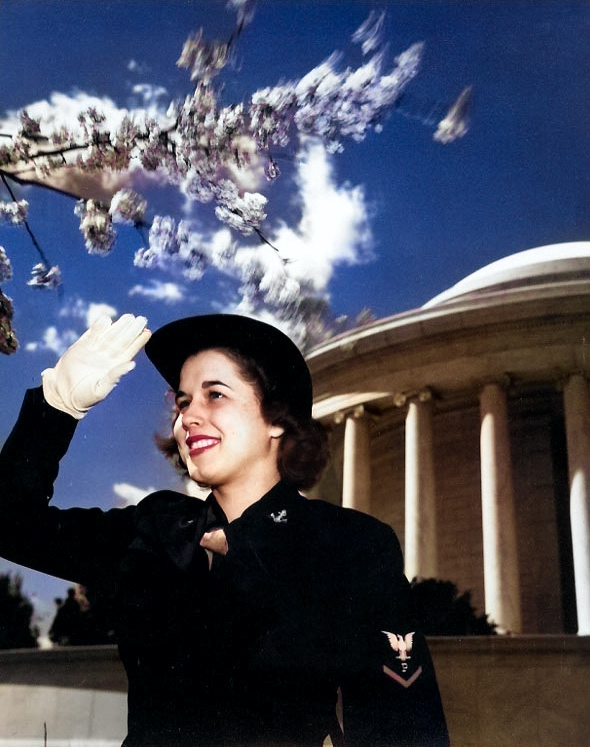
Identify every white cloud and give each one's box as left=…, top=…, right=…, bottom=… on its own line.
left=207, top=140, right=373, bottom=297
left=59, top=298, right=117, bottom=326
left=197, top=140, right=375, bottom=345
left=113, top=479, right=209, bottom=504
left=0, top=89, right=171, bottom=137
left=178, top=140, right=372, bottom=300
left=112, top=482, right=155, bottom=506
left=1, top=91, right=127, bottom=135
left=206, top=227, right=236, bottom=265
left=24, top=326, right=79, bottom=356
left=0, top=90, right=173, bottom=201
left=230, top=298, right=311, bottom=343
left=57, top=298, right=90, bottom=322
left=127, top=59, right=151, bottom=75
left=85, top=302, right=118, bottom=326
left=272, top=139, right=374, bottom=290
left=131, top=83, right=170, bottom=116
left=26, top=298, right=118, bottom=357
left=128, top=280, right=186, bottom=303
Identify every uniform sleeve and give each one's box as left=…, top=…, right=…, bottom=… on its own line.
left=339, top=518, right=449, bottom=747
left=0, top=387, right=136, bottom=587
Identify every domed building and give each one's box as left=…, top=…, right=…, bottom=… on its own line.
left=307, top=242, right=590, bottom=638
left=1, top=243, right=588, bottom=747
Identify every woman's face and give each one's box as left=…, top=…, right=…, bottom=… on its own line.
left=173, top=349, right=283, bottom=491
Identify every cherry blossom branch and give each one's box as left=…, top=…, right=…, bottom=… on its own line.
left=0, top=2, right=470, bottom=351
left=1, top=172, right=53, bottom=269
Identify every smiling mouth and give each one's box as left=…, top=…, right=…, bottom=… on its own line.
left=186, top=436, right=220, bottom=456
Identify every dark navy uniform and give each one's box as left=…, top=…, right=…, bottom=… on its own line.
left=0, top=388, right=449, bottom=747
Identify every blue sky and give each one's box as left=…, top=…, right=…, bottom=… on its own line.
left=1, top=0, right=589, bottom=638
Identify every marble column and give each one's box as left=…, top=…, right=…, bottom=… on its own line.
left=342, top=406, right=371, bottom=513
left=479, top=382, right=522, bottom=634
left=563, top=374, right=590, bottom=635
left=403, top=390, right=437, bottom=581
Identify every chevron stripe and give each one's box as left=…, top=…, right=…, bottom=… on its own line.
left=382, top=664, right=423, bottom=688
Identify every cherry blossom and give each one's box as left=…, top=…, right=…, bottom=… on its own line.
left=0, top=3, right=468, bottom=353
left=0, top=288, right=17, bottom=354
left=0, top=246, right=12, bottom=281
left=109, top=189, right=147, bottom=225
left=75, top=200, right=116, bottom=255
left=27, top=263, right=62, bottom=290
left=434, top=86, right=473, bottom=144
left=1, top=7, right=427, bottom=255
left=0, top=199, right=28, bottom=225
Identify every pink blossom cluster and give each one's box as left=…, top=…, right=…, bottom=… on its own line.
left=0, top=199, right=28, bottom=225
left=0, top=246, right=13, bottom=281
left=0, top=4, right=467, bottom=343
left=109, top=189, right=147, bottom=225
left=27, top=262, right=62, bottom=290
left=134, top=215, right=236, bottom=281
left=250, top=42, right=424, bottom=155
left=74, top=200, right=116, bottom=255
left=1, top=7, right=425, bottom=256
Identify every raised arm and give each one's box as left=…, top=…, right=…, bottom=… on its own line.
left=0, top=314, right=151, bottom=583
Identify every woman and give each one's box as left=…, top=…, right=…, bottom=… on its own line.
left=0, top=313, right=449, bottom=747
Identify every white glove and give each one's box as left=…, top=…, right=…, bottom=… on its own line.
left=42, top=314, right=151, bottom=419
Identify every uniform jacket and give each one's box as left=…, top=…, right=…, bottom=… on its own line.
left=0, top=388, right=449, bottom=747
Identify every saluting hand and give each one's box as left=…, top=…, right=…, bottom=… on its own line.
left=42, top=314, right=151, bottom=419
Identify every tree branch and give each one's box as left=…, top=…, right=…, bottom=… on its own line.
left=1, top=173, right=54, bottom=268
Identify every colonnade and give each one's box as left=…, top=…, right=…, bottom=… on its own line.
left=563, top=374, right=590, bottom=635
left=338, top=374, right=590, bottom=635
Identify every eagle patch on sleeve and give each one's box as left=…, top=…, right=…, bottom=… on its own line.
left=381, top=630, right=423, bottom=688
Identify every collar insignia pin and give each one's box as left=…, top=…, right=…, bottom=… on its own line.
left=270, top=510, right=288, bottom=524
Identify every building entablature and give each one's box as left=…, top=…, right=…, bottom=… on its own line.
left=308, top=288, right=589, bottom=411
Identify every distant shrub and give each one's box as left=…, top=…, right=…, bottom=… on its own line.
left=49, top=585, right=116, bottom=647
left=0, top=573, right=38, bottom=649
left=411, top=578, right=497, bottom=636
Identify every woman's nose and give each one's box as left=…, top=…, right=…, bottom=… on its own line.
left=181, top=399, right=204, bottom=428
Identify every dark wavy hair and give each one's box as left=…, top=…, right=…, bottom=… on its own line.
left=155, top=346, right=330, bottom=491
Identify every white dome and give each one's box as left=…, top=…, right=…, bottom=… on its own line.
left=424, top=242, right=590, bottom=307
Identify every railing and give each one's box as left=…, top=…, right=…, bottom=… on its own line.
left=1, top=636, right=589, bottom=746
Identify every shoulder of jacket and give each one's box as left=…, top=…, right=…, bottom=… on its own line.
left=135, top=490, right=206, bottom=517
left=297, top=500, right=404, bottom=576
left=305, top=498, right=396, bottom=541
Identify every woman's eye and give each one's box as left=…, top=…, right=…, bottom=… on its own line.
left=208, top=390, right=224, bottom=400
left=176, top=399, right=190, bottom=411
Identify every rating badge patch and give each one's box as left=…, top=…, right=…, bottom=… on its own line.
left=381, top=630, right=423, bottom=688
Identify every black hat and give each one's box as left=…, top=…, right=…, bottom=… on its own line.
left=145, top=314, right=313, bottom=419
